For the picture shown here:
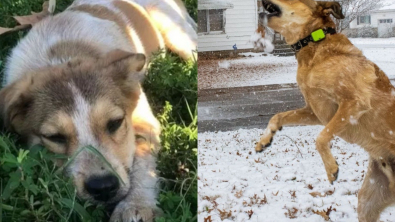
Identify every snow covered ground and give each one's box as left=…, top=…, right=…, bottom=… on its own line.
left=198, top=126, right=395, bottom=221
left=198, top=38, right=395, bottom=89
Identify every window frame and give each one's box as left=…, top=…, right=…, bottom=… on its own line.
left=379, top=19, right=393, bottom=24
left=357, top=15, right=371, bottom=25
left=198, top=9, right=226, bottom=35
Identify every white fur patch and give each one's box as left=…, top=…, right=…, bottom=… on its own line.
left=68, top=83, right=98, bottom=147
left=349, top=115, right=358, bottom=125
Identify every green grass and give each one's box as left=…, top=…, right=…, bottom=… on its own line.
left=0, top=0, right=197, bottom=221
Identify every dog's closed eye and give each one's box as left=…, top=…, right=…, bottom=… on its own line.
left=107, top=118, right=124, bottom=134
left=42, top=133, right=67, bottom=144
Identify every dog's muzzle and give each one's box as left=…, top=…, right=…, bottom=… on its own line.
left=85, top=174, right=120, bottom=202
left=261, top=0, right=281, bottom=17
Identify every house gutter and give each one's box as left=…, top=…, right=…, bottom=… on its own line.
left=371, top=9, right=395, bottom=13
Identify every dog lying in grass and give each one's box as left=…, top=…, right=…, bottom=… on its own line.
left=0, top=0, right=196, bottom=221
left=254, top=0, right=395, bottom=221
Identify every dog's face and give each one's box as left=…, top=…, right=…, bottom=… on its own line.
left=0, top=50, right=145, bottom=204
left=260, top=0, right=344, bottom=44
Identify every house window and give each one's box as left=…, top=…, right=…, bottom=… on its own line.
left=198, top=9, right=225, bottom=34
left=379, top=19, right=393, bottom=24
left=357, top=15, right=371, bottom=25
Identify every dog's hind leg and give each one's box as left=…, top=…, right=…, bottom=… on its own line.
left=256, top=106, right=321, bottom=152
left=358, top=157, right=395, bottom=222
left=139, top=0, right=197, bottom=60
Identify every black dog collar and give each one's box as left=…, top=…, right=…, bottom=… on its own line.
left=290, top=27, right=336, bottom=52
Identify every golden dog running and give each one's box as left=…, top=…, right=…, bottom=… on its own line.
left=255, top=0, right=395, bottom=221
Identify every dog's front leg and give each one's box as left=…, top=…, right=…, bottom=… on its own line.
left=110, top=91, right=160, bottom=222
left=110, top=138, right=159, bottom=222
left=256, top=106, right=321, bottom=152
left=315, top=100, right=368, bottom=184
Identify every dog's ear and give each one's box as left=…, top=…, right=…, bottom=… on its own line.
left=0, top=79, right=34, bottom=134
left=101, top=49, right=147, bottom=99
left=316, top=1, right=345, bottom=19
left=300, top=0, right=316, bottom=10
left=102, top=49, right=146, bottom=74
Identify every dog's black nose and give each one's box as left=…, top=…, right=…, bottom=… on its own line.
left=85, top=174, right=119, bottom=202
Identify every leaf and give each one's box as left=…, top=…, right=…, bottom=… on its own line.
left=0, top=25, right=31, bottom=35
left=17, top=149, right=29, bottom=163
left=13, top=1, right=51, bottom=25
left=312, top=206, right=333, bottom=221
left=309, top=192, right=326, bottom=197
left=310, top=189, right=335, bottom=197
left=0, top=1, right=53, bottom=36
left=218, top=209, right=232, bottom=220
left=61, top=198, right=92, bottom=221
left=2, top=170, right=22, bottom=199
left=313, top=210, right=329, bottom=220
left=0, top=203, right=14, bottom=211
left=20, top=209, right=31, bottom=215
left=38, top=178, right=48, bottom=189
left=204, top=215, right=213, bottom=222
left=0, top=137, right=9, bottom=150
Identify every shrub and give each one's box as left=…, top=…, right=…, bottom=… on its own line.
left=0, top=137, right=107, bottom=221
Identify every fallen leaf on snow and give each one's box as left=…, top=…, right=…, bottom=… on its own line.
left=309, top=192, right=326, bottom=197
left=247, top=209, right=254, bottom=219
left=310, top=188, right=335, bottom=197
left=312, top=206, right=333, bottom=221
left=204, top=215, right=212, bottom=222
left=218, top=209, right=232, bottom=220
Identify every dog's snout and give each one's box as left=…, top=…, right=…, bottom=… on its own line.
left=262, top=0, right=274, bottom=12
left=261, top=0, right=281, bottom=16
left=85, top=174, right=119, bottom=201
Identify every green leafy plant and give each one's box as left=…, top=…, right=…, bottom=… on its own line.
left=0, top=136, right=107, bottom=222
left=144, top=52, right=197, bottom=124
left=154, top=101, right=197, bottom=222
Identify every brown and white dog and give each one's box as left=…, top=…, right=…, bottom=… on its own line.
left=0, top=0, right=196, bottom=221
left=254, top=0, right=395, bottom=221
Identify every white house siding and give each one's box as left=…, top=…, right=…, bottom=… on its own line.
left=350, top=10, right=395, bottom=29
left=372, top=10, right=395, bottom=27
left=198, top=0, right=257, bottom=52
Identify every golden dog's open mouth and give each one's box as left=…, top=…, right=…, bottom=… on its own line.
left=261, top=0, right=282, bottom=17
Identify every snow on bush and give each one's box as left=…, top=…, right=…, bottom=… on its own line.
left=250, top=31, right=274, bottom=53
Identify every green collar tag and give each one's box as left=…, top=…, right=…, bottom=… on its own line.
left=311, top=29, right=326, bottom=42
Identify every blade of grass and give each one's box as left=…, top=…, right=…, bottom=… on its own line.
left=55, top=145, right=125, bottom=185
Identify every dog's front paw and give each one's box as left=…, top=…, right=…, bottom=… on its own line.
left=255, top=127, right=282, bottom=152
left=110, top=202, right=154, bottom=222
left=326, top=161, right=339, bottom=185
